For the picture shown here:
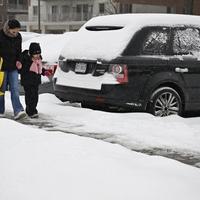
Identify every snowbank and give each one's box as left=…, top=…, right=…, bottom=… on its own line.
left=0, top=118, right=200, bottom=200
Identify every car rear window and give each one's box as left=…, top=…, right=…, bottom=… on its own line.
left=85, top=26, right=123, bottom=31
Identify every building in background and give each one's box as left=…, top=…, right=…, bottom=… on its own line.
left=1, top=0, right=200, bottom=33
left=25, top=0, right=117, bottom=33
left=0, top=0, right=28, bottom=29
left=0, top=1, right=6, bottom=27
left=114, top=0, right=200, bottom=15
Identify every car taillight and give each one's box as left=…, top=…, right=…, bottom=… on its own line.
left=109, top=64, right=128, bottom=84
left=43, top=63, right=58, bottom=74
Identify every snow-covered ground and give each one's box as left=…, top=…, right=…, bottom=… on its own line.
left=3, top=93, right=200, bottom=161
left=30, top=94, right=200, bottom=160
left=1, top=93, right=200, bottom=200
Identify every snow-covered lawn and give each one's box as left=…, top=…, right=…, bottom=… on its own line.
left=3, top=93, right=200, bottom=157
left=37, top=94, right=200, bottom=155
left=1, top=93, right=200, bottom=199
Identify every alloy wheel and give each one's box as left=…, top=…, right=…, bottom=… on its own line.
left=149, top=87, right=182, bottom=117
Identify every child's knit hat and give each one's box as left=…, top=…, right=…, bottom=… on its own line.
left=29, top=42, right=41, bottom=55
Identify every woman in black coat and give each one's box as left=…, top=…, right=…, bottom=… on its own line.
left=0, top=19, right=26, bottom=120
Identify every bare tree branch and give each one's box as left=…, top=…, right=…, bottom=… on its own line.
left=105, top=0, right=119, bottom=14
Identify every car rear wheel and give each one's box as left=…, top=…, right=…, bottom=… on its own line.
left=148, top=87, right=182, bottom=117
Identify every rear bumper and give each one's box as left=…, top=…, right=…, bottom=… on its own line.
left=53, top=81, right=146, bottom=111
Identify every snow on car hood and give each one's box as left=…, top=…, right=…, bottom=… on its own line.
left=60, top=13, right=200, bottom=61
left=22, top=32, right=76, bottom=63
left=20, top=31, right=41, bottom=42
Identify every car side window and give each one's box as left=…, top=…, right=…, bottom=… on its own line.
left=173, top=28, right=200, bottom=55
left=141, top=29, right=169, bottom=55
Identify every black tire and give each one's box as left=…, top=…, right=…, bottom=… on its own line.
left=148, top=87, right=183, bottom=117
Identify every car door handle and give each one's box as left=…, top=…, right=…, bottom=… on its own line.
left=175, top=67, right=189, bottom=73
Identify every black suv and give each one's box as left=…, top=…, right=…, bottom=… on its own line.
left=54, top=14, right=200, bottom=116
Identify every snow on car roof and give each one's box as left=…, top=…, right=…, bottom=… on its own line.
left=84, top=13, right=200, bottom=27
left=60, top=14, right=200, bottom=61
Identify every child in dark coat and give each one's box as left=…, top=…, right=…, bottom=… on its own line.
left=19, top=42, right=51, bottom=118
